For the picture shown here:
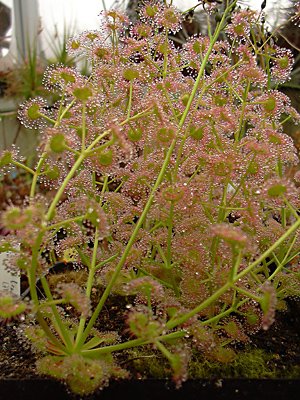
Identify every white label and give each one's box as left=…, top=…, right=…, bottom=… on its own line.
left=0, top=252, right=20, bottom=296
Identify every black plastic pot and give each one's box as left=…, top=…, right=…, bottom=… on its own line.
left=1, top=378, right=299, bottom=400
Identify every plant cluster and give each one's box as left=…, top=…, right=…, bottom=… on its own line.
left=0, top=0, right=300, bottom=395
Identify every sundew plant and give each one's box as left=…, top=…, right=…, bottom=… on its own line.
left=1, top=0, right=300, bottom=395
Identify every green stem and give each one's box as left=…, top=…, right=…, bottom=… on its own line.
left=84, top=131, right=112, bottom=153
left=58, top=99, right=76, bottom=123
left=46, top=153, right=85, bottom=221
left=166, top=202, right=174, bottom=267
left=203, top=307, right=231, bottom=325
left=40, top=275, right=74, bottom=350
left=235, top=79, right=250, bottom=141
left=75, top=228, right=99, bottom=347
left=35, top=311, right=68, bottom=354
left=283, top=196, right=300, bottom=220
left=45, top=215, right=85, bottom=230
left=81, top=104, right=86, bottom=152
left=137, top=267, right=174, bottom=289
left=230, top=248, right=242, bottom=281
left=127, top=81, right=133, bottom=119
left=157, top=244, right=169, bottom=269
left=80, top=331, right=186, bottom=357
left=27, top=232, right=70, bottom=354
left=30, top=152, right=47, bottom=198
left=85, top=139, right=115, bottom=156
left=155, top=340, right=174, bottom=364
left=231, top=284, right=261, bottom=302
left=28, top=232, right=44, bottom=305
left=61, top=145, right=80, bottom=156
left=11, top=161, right=35, bottom=175
left=160, top=85, right=179, bottom=121
left=39, top=299, right=66, bottom=307
left=268, top=234, right=298, bottom=281
left=86, top=233, right=100, bottom=298
left=95, top=253, right=119, bottom=270
left=162, top=32, right=168, bottom=79
left=38, top=113, right=56, bottom=125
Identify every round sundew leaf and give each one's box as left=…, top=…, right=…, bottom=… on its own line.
left=246, top=312, right=260, bottom=326
left=192, top=41, right=202, bottom=54
left=234, top=24, right=244, bottom=35
left=50, top=134, right=66, bottom=153
left=86, top=208, right=99, bottom=227
left=278, top=56, right=289, bottom=69
left=214, top=161, right=233, bottom=176
left=60, top=72, right=76, bottom=83
left=181, top=94, right=189, bottom=106
left=0, top=296, right=26, bottom=319
left=27, top=103, right=41, bottom=120
left=112, top=98, right=122, bottom=107
left=223, top=320, right=239, bottom=337
left=16, top=256, right=29, bottom=271
left=2, top=207, right=33, bottom=230
left=146, top=5, right=157, bottom=17
left=267, top=183, right=287, bottom=197
left=98, top=149, right=113, bottom=166
left=94, top=47, right=109, bottom=59
left=0, top=242, right=16, bottom=252
left=190, top=60, right=198, bottom=70
left=45, top=165, right=60, bottom=180
left=158, top=42, right=169, bottom=54
left=214, top=95, right=227, bottom=106
left=0, top=151, right=12, bottom=167
left=162, top=186, right=184, bottom=202
left=157, top=127, right=175, bottom=143
left=73, top=87, right=92, bottom=101
left=137, top=25, right=149, bottom=37
left=62, top=111, right=72, bottom=119
left=164, top=9, right=178, bottom=24
left=248, top=161, right=259, bottom=175
left=62, top=247, right=78, bottom=263
left=189, top=125, right=204, bottom=140
left=86, top=32, right=98, bottom=41
left=123, top=68, right=139, bottom=81
left=263, top=97, right=276, bottom=112
left=213, top=346, right=236, bottom=363
left=128, top=127, right=143, bottom=142
left=269, top=134, right=281, bottom=145
left=76, top=127, right=83, bottom=139
left=70, top=40, right=80, bottom=50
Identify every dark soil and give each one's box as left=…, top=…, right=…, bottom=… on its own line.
left=249, top=297, right=300, bottom=375
left=0, top=324, right=38, bottom=379
left=0, top=298, right=299, bottom=381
